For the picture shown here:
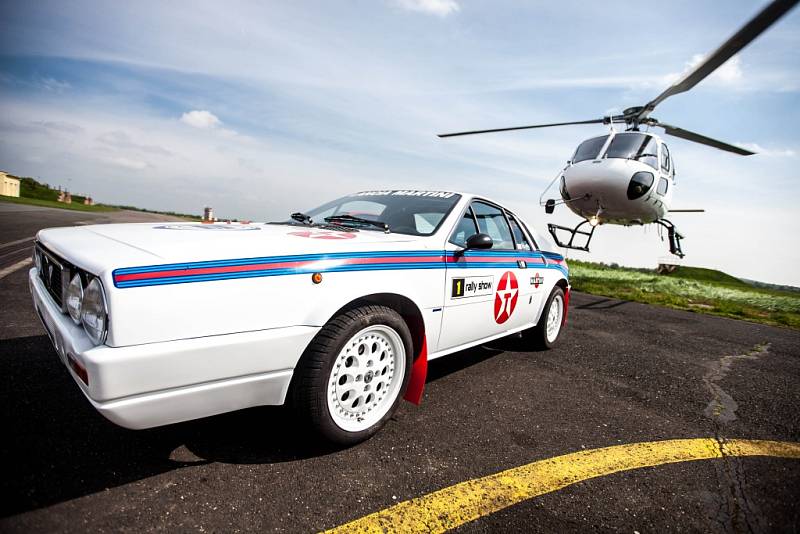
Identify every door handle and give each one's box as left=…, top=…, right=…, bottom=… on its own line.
left=517, top=259, right=528, bottom=269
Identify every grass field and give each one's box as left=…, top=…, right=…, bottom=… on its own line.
left=568, top=260, right=800, bottom=330
left=0, top=196, right=200, bottom=219
left=0, top=195, right=119, bottom=212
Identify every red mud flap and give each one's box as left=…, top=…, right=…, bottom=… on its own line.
left=403, top=337, right=427, bottom=405
left=562, top=287, right=571, bottom=326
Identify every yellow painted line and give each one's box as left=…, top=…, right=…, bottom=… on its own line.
left=325, top=438, right=800, bottom=534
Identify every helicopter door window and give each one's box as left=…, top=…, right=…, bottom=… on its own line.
left=472, top=202, right=515, bottom=250
left=657, top=177, right=669, bottom=195
left=508, top=215, right=532, bottom=251
left=661, top=143, right=671, bottom=173
left=572, top=135, right=609, bottom=163
left=604, top=133, right=659, bottom=169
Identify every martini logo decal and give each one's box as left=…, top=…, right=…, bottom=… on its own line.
left=531, top=273, right=544, bottom=288
left=493, top=271, right=519, bottom=324
left=287, top=230, right=357, bottom=240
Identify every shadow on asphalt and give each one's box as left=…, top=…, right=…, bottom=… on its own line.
left=0, top=333, right=513, bottom=516
left=575, top=297, right=629, bottom=310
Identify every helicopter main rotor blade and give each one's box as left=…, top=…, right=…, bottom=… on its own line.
left=437, top=118, right=606, bottom=138
left=637, top=0, right=799, bottom=120
left=657, top=122, right=755, bottom=156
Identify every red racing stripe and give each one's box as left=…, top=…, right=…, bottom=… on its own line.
left=446, top=255, right=546, bottom=264
left=114, top=255, right=446, bottom=282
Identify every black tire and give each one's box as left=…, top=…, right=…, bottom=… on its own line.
left=525, top=286, right=566, bottom=350
left=290, top=305, right=413, bottom=445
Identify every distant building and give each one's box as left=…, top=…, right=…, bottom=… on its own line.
left=1, top=171, right=20, bottom=197
left=57, top=190, right=73, bottom=204
left=203, top=207, right=215, bottom=222
left=84, top=197, right=94, bottom=206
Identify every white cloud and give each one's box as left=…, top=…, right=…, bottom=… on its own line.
left=108, top=156, right=148, bottom=170
left=38, top=77, right=71, bottom=92
left=669, top=54, right=744, bottom=86
left=395, top=0, right=459, bottom=16
left=180, top=110, right=221, bottom=129
left=735, top=142, right=796, bottom=157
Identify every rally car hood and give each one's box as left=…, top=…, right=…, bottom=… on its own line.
left=37, top=222, right=427, bottom=277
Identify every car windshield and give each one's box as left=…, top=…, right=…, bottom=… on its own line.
left=281, top=190, right=462, bottom=236
left=603, top=133, right=659, bottom=169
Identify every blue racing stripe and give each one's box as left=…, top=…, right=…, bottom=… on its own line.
left=113, top=249, right=568, bottom=288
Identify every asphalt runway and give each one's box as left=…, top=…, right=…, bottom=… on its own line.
left=1, top=203, right=799, bottom=533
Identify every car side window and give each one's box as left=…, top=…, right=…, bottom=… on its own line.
left=508, top=215, right=532, bottom=251
left=472, top=202, right=515, bottom=250
left=449, top=207, right=479, bottom=247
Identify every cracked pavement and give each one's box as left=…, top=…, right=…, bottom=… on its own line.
left=1, top=205, right=799, bottom=532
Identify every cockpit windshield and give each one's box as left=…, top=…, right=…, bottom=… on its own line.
left=572, top=135, right=609, bottom=163
left=603, top=133, right=659, bottom=169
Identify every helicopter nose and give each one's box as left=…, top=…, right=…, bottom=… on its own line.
left=563, top=161, right=628, bottom=200
left=561, top=159, right=645, bottom=219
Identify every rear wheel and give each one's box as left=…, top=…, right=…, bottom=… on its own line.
left=290, top=305, right=412, bottom=445
left=526, top=286, right=566, bottom=349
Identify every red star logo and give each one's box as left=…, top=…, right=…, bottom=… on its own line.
left=287, top=230, right=356, bottom=240
left=493, top=271, right=519, bottom=324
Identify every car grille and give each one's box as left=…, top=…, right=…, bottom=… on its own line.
left=35, top=244, right=68, bottom=309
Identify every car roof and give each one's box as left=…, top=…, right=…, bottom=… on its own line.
left=352, top=190, right=505, bottom=206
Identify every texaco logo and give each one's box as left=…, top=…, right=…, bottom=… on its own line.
left=493, top=271, right=519, bottom=324
left=287, top=230, right=357, bottom=240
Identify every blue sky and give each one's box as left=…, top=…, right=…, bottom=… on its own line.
left=1, top=0, right=798, bottom=284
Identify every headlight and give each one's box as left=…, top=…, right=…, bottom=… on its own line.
left=81, top=278, right=108, bottom=345
left=66, top=274, right=83, bottom=325
left=559, top=176, right=571, bottom=201
left=626, top=171, right=654, bottom=200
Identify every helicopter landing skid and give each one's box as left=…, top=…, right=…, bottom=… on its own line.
left=655, top=218, right=685, bottom=258
left=547, top=220, right=596, bottom=252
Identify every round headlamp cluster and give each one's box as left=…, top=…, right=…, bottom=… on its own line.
left=33, top=249, right=42, bottom=272
left=66, top=274, right=83, bottom=324
left=66, top=273, right=108, bottom=345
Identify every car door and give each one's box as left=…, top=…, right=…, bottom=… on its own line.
left=507, top=213, right=547, bottom=325
left=438, top=200, right=530, bottom=351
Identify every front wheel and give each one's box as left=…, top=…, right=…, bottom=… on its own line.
left=290, top=305, right=413, bottom=445
left=526, top=286, right=566, bottom=349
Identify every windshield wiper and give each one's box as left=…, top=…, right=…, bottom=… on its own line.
left=325, top=214, right=390, bottom=233
left=291, top=212, right=313, bottom=225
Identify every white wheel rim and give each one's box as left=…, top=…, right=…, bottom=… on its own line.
left=545, top=294, right=563, bottom=343
left=327, top=325, right=406, bottom=432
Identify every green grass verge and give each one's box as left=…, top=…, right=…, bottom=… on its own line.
left=1, top=195, right=201, bottom=219
left=568, top=260, right=800, bottom=330
left=0, top=195, right=119, bottom=212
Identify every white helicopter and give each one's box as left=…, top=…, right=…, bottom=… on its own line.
left=439, top=0, right=798, bottom=258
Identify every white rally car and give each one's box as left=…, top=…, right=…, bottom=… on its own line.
left=30, top=190, right=569, bottom=444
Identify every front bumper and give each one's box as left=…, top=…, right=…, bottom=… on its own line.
left=29, top=268, right=320, bottom=429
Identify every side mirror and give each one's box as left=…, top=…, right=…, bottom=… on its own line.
left=465, top=233, right=493, bottom=250
left=545, top=199, right=556, bottom=214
